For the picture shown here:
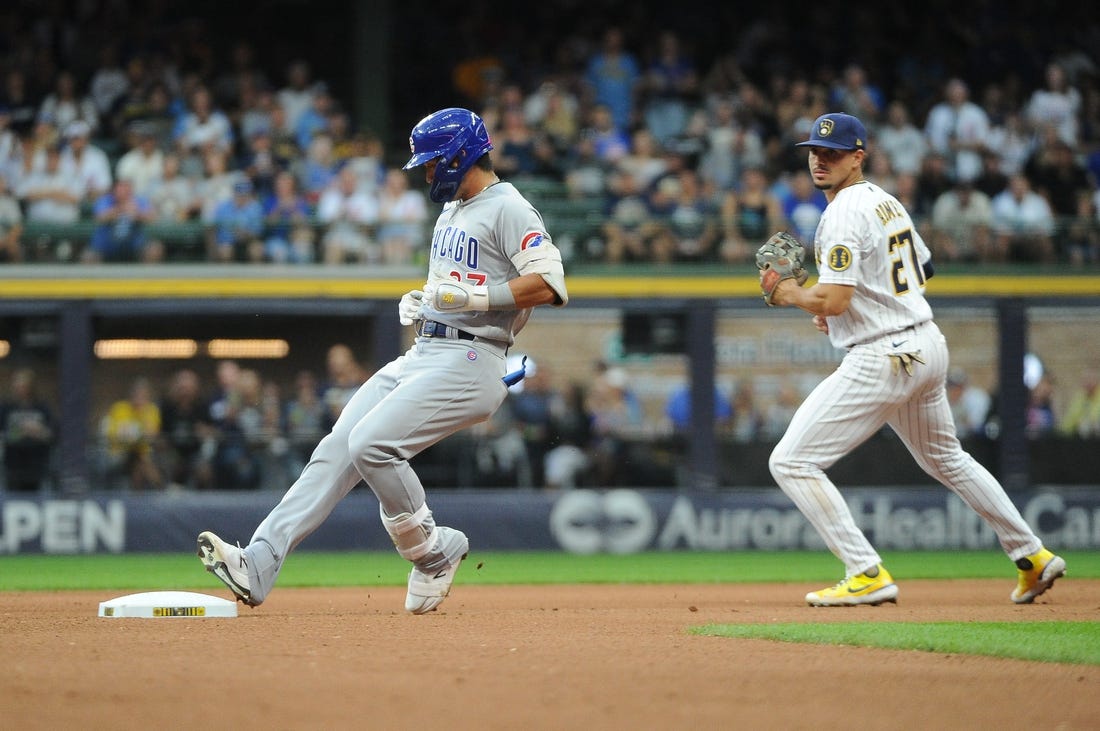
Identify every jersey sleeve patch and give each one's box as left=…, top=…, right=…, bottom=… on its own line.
left=521, top=231, right=547, bottom=250
left=827, top=245, right=852, bottom=271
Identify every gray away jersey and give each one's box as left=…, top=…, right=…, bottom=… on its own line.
left=421, top=181, right=565, bottom=345
left=813, top=180, right=934, bottom=349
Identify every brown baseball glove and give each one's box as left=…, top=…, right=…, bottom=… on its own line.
left=756, top=231, right=809, bottom=306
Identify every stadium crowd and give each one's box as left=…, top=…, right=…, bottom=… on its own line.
left=2, top=3, right=1100, bottom=492
left=0, top=3, right=1096, bottom=266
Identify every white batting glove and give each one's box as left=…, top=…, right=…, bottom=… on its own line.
left=398, top=289, right=426, bottom=326
left=425, top=280, right=489, bottom=312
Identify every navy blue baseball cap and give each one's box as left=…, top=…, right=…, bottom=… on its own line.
left=796, top=113, right=868, bottom=150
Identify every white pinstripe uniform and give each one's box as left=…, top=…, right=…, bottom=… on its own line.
left=769, top=179, right=1045, bottom=577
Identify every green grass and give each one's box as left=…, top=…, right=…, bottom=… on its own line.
left=4, top=550, right=1094, bottom=666
left=694, top=622, right=1100, bottom=666
left=0, top=550, right=1097, bottom=591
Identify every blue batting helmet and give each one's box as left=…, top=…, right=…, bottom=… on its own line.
left=403, top=107, right=493, bottom=203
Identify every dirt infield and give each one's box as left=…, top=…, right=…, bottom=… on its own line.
left=4, top=579, right=1098, bottom=730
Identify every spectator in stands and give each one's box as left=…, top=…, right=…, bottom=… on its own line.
left=211, top=39, right=271, bottom=116
left=719, top=166, right=785, bottom=263
left=148, top=152, right=200, bottom=222
left=990, top=173, right=1057, bottom=263
left=283, top=369, right=328, bottom=477
left=616, top=128, right=668, bottom=191
left=101, top=376, right=163, bottom=491
left=1026, top=372, right=1057, bottom=439
left=729, top=380, right=763, bottom=443
left=0, top=174, right=23, bottom=262
left=238, top=86, right=278, bottom=145
left=209, top=367, right=264, bottom=490
left=583, top=26, right=641, bottom=134
left=60, top=119, right=113, bottom=206
left=1058, top=367, right=1100, bottom=438
left=0, top=367, right=55, bottom=492
left=115, top=124, right=165, bottom=198
left=760, top=382, right=804, bottom=441
left=196, top=147, right=242, bottom=222
left=875, top=100, right=927, bottom=176
left=37, top=69, right=99, bottom=137
left=929, top=180, right=994, bottom=263
left=173, top=85, right=234, bottom=168
left=639, top=30, right=699, bottom=146
left=239, top=126, right=287, bottom=201
left=867, top=151, right=900, bottom=198
left=505, top=356, right=564, bottom=489
left=1024, top=134, right=1091, bottom=253
left=947, top=368, right=992, bottom=439
left=647, top=168, right=720, bottom=263
left=828, top=63, right=885, bottom=122
left=293, top=130, right=338, bottom=205
left=262, top=170, right=315, bottom=264
left=267, top=102, right=302, bottom=171
left=342, top=130, right=386, bottom=195
left=973, top=148, right=1011, bottom=200
left=2, top=68, right=40, bottom=136
left=1026, top=62, right=1082, bottom=147
left=580, top=103, right=630, bottom=165
left=18, top=143, right=81, bottom=226
left=780, top=170, right=827, bottom=247
left=563, top=132, right=609, bottom=201
left=523, top=79, right=580, bottom=152
left=584, top=365, right=644, bottom=486
left=664, top=381, right=732, bottom=434
left=494, top=106, right=541, bottom=179
left=924, top=77, right=990, bottom=183
left=84, top=177, right=163, bottom=263
left=88, top=44, right=129, bottom=128
left=543, top=380, right=594, bottom=490
left=158, top=368, right=214, bottom=490
left=698, top=96, right=767, bottom=192
left=376, top=168, right=427, bottom=266
left=1065, top=190, right=1100, bottom=267
left=210, top=178, right=265, bottom=263
left=0, top=106, right=19, bottom=180
left=985, top=110, right=1035, bottom=178
left=601, top=169, right=657, bottom=264
left=325, top=108, right=357, bottom=167
left=317, top=163, right=379, bottom=264
left=294, top=81, right=335, bottom=152
left=321, top=343, right=367, bottom=423
left=914, top=150, right=954, bottom=218
left=277, top=59, right=315, bottom=134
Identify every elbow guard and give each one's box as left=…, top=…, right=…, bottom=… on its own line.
left=512, top=238, right=569, bottom=305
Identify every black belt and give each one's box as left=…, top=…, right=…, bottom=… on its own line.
left=419, top=320, right=476, bottom=341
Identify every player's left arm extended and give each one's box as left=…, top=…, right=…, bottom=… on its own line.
left=770, top=279, right=854, bottom=317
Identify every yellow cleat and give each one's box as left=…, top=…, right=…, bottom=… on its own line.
left=1011, top=548, right=1066, bottom=604
left=806, top=564, right=899, bottom=607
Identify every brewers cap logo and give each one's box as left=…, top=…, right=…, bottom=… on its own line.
left=818, top=119, right=835, bottom=138
left=408, top=136, right=415, bottom=153
left=827, top=245, right=852, bottom=271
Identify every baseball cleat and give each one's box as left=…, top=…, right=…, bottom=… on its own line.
left=405, top=526, right=468, bottom=614
left=1011, top=548, right=1066, bottom=604
left=197, top=531, right=257, bottom=606
left=806, top=564, right=898, bottom=607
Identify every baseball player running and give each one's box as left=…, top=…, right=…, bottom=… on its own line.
left=197, top=107, right=568, bottom=612
left=758, top=112, right=1065, bottom=607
